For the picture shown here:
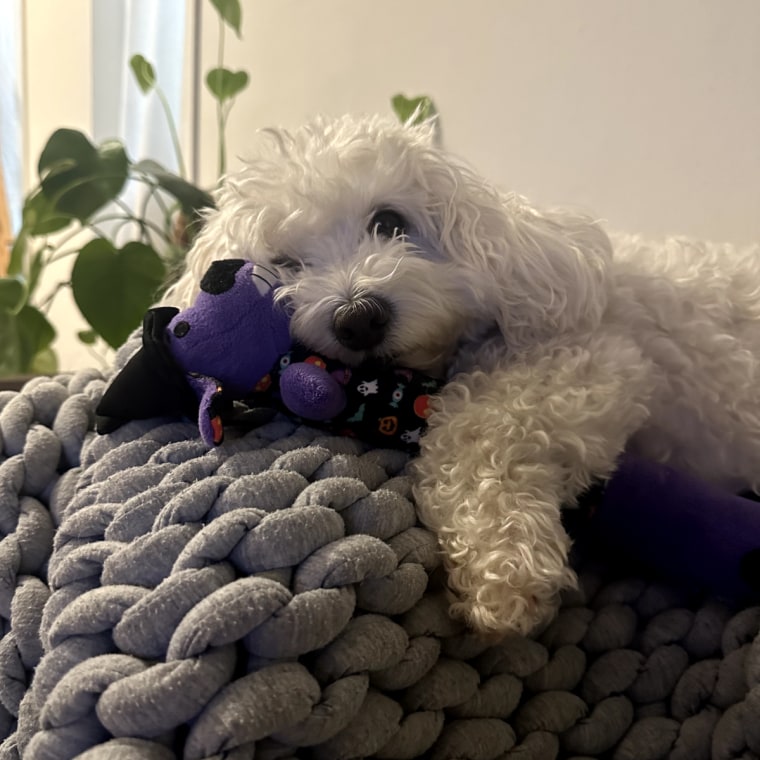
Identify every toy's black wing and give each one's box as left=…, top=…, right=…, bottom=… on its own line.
left=96, top=307, right=199, bottom=434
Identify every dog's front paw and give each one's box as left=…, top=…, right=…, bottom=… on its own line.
left=445, top=560, right=577, bottom=637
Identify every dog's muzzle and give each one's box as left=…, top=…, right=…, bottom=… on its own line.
left=333, top=295, right=392, bottom=351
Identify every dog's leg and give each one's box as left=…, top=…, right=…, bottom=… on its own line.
left=413, top=333, right=653, bottom=635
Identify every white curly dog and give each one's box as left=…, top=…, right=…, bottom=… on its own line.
left=167, top=114, right=760, bottom=636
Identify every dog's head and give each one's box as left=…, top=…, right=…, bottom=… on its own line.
left=170, top=114, right=613, bottom=374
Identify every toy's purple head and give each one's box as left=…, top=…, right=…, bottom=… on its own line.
left=167, top=260, right=292, bottom=396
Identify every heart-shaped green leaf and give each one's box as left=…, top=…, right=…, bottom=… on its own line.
left=20, top=189, right=73, bottom=237
left=133, top=159, right=215, bottom=216
left=0, top=311, right=21, bottom=374
left=77, top=329, right=98, bottom=345
left=38, top=129, right=130, bottom=222
left=209, top=0, right=242, bottom=37
left=28, top=345, right=57, bottom=375
left=8, top=233, right=28, bottom=278
left=71, top=239, right=166, bottom=349
left=0, top=305, right=57, bottom=374
left=27, top=249, right=46, bottom=300
left=18, top=305, right=56, bottom=372
left=391, top=94, right=437, bottom=125
left=206, top=67, right=249, bottom=103
left=130, top=54, right=156, bottom=94
left=0, top=276, right=26, bottom=314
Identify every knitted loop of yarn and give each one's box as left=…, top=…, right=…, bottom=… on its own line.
left=0, top=367, right=757, bottom=760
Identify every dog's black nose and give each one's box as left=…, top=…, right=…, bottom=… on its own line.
left=333, top=296, right=392, bottom=351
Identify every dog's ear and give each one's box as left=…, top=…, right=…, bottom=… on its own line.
left=434, top=168, right=612, bottom=348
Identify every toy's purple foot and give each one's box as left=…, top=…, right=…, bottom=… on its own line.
left=280, top=362, right=347, bottom=421
left=188, top=374, right=225, bottom=446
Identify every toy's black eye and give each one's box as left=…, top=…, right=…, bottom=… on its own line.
left=369, top=209, right=407, bottom=239
left=173, top=321, right=190, bottom=338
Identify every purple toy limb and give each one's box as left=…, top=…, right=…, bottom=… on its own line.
left=587, top=453, right=760, bottom=598
left=187, top=374, right=225, bottom=447
left=279, top=362, right=347, bottom=421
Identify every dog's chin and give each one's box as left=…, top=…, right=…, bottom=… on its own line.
left=353, top=344, right=454, bottom=378
left=294, top=332, right=452, bottom=377
left=289, top=307, right=461, bottom=376
left=392, top=347, right=453, bottom=378
left=327, top=343, right=382, bottom=368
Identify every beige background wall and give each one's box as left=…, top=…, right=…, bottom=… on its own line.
left=22, top=0, right=760, bottom=370
left=196, top=0, right=760, bottom=244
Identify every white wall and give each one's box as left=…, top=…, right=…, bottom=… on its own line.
left=197, top=0, right=760, bottom=244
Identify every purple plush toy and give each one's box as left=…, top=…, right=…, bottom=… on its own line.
left=572, top=453, right=760, bottom=600
left=96, top=259, right=442, bottom=450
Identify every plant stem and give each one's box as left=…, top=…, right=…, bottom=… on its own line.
left=113, top=198, right=149, bottom=243
left=130, top=169, right=178, bottom=222
left=150, top=185, right=172, bottom=220
left=36, top=223, right=86, bottom=259
left=113, top=197, right=172, bottom=246
left=84, top=340, right=110, bottom=370
left=217, top=14, right=226, bottom=177
left=99, top=207, right=171, bottom=246
left=44, top=210, right=169, bottom=266
left=154, top=84, right=188, bottom=179
left=36, top=280, right=70, bottom=312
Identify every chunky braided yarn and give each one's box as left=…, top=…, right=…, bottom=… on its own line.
left=0, top=369, right=758, bottom=759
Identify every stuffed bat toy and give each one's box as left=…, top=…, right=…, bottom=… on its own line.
left=95, top=259, right=442, bottom=450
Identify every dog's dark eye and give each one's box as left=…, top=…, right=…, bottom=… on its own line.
left=272, top=255, right=303, bottom=273
left=369, top=209, right=407, bottom=239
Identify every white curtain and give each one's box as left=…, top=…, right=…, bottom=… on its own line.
left=1, top=0, right=189, bottom=235
left=92, top=0, right=187, bottom=175
left=0, top=0, right=23, bottom=235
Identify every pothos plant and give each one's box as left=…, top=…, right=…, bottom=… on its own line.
left=0, top=0, right=249, bottom=377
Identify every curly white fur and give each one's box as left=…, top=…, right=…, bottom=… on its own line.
left=167, top=114, right=760, bottom=636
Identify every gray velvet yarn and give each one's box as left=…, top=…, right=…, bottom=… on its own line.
left=0, top=369, right=758, bottom=759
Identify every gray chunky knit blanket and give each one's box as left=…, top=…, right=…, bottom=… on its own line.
left=0, top=367, right=759, bottom=759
